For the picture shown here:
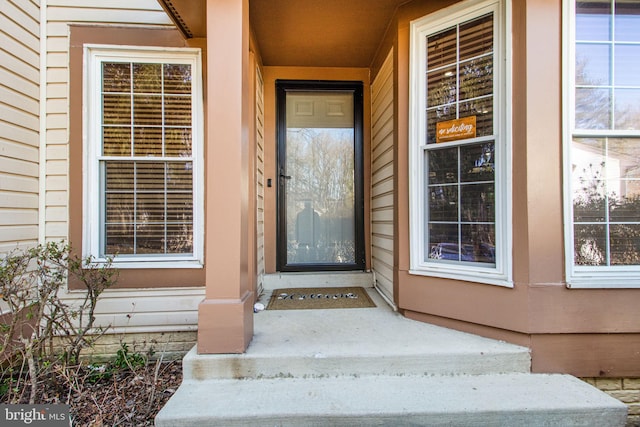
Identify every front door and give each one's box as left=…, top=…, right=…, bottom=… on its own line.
left=276, top=81, right=365, bottom=272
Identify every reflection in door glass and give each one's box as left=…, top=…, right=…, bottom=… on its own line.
left=285, top=92, right=355, bottom=265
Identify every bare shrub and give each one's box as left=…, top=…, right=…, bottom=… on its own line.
left=0, top=241, right=117, bottom=404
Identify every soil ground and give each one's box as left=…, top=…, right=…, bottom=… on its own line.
left=1, top=359, right=183, bottom=427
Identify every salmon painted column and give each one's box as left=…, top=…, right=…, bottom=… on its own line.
left=198, top=0, right=254, bottom=353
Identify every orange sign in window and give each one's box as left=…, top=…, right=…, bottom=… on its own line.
left=436, top=116, right=476, bottom=143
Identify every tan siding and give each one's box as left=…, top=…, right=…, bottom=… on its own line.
left=1, top=0, right=40, bottom=27
left=46, top=143, right=67, bottom=160
left=372, top=234, right=393, bottom=252
left=0, top=138, right=38, bottom=162
left=0, top=225, right=39, bottom=242
left=0, top=117, right=39, bottom=147
left=372, top=175, right=393, bottom=195
left=0, top=156, right=39, bottom=178
left=40, top=1, right=202, bottom=332
left=1, top=2, right=202, bottom=336
left=45, top=159, right=66, bottom=175
left=0, top=102, right=39, bottom=132
left=44, top=0, right=173, bottom=241
left=0, top=1, right=40, bottom=39
left=0, top=209, right=39, bottom=225
left=45, top=129, right=66, bottom=144
left=0, top=0, right=40, bottom=249
left=0, top=13, right=39, bottom=54
left=46, top=83, right=66, bottom=101
left=47, top=3, right=173, bottom=26
left=0, top=85, right=38, bottom=114
left=45, top=206, right=66, bottom=222
left=372, top=193, right=394, bottom=211
left=46, top=174, right=66, bottom=191
left=45, top=189, right=66, bottom=206
left=256, top=65, right=266, bottom=291
left=45, top=53, right=67, bottom=69
left=371, top=49, right=394, bottom=302
left=0, top=174, right=39, bottom=194
left=62, top=287, right=204, bottom=333
left=0, top=191, right=39, bottom=209
left=0, top=65, right=38, bottom=100
left=44, top=34, right=67, bottom=52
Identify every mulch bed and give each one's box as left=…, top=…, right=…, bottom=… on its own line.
left=1, top=360, right=183, bottom=427
left=72, top=360, right=182, bottom=426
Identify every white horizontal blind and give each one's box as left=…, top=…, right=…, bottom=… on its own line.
left=100, top=61, right=194, bottom=256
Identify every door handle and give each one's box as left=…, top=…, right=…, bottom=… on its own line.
left=280, top=173, right=292, bottom=180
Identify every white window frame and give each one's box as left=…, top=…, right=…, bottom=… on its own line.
left=409, top=0, right=512, bottom=287
left=563, top=1, right=640, bottom=288
left=83, top=45, right=204, bottom=269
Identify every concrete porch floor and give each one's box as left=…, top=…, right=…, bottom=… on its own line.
left=156, top=274, right=627, bottom=426
left=182, top=278, right=532, bottom=380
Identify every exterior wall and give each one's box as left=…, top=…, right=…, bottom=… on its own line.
left=255, top=63, right=266, bottom=290
left=0, top=0, right=41, bottom=252
left=70, top=331, right=197, bottom=361
left=247, top=30, right=265, bottom=295
left=63, top=286, right=202, bottom=334
left=45, top=2, right=205, bottom=335
left=370, top=0, right=640, bottom=377
left=262, top=66, right=372, bottom=274
left=4, top=0, right=637, bottom=375
left=370, top=49, right=395, bottom=304
left=45, top=0, right=173, bottom=242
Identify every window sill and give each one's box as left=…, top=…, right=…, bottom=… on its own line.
left=567, top=275, right=640, bottom=289
left=409, top=267, right=513, bottom=288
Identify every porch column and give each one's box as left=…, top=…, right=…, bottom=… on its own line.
left=198, top=0, right=254, bottom=353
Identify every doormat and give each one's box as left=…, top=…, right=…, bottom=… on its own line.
left=266, top=287, right=376, bottom=310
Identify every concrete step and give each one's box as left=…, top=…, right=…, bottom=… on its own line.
left=183, top=289, right=531, bottom=379
left=182, top=287, right=531, bottom=379
left=182, top=336, right=529, bottom=380
left=156, top=287, right=626, bottom=426
left=155, top=373, right=627, bottom=426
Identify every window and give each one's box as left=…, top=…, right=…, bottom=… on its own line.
left=565, top=1, right=640, bottom=287
left=409, top=0, right=511, bottom=286
left=84, top=46, right=203, bottom=268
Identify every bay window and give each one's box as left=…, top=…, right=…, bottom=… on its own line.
left=565, top=0, right=640, bottom=287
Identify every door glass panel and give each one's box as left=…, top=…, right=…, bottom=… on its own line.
left=285, top=91, right=355, bottom=265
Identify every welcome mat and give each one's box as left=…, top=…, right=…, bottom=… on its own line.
left=266, top=287, right=376, bottom=310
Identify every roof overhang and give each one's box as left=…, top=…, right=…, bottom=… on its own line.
left=157, top=0, right=207, bottom=39
left=157, top=0, right=408, bottom=68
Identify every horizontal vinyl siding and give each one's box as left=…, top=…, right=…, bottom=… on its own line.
left=0, top=0, right=40, bottom=252
left=256, top=65, right=266, bottom=291
left=371, top=49, right=394, bottom=303
left=43, top=1, right=194, bottom=333
left=44, top=0, right=173, bottom=241
left=62, top=287, right=204, bottom=334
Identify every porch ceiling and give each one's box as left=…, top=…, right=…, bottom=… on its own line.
left=158, top=0, right=408, bottom=68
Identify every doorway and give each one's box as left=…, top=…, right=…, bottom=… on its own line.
left=276, top=80, right=365, bottom=272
